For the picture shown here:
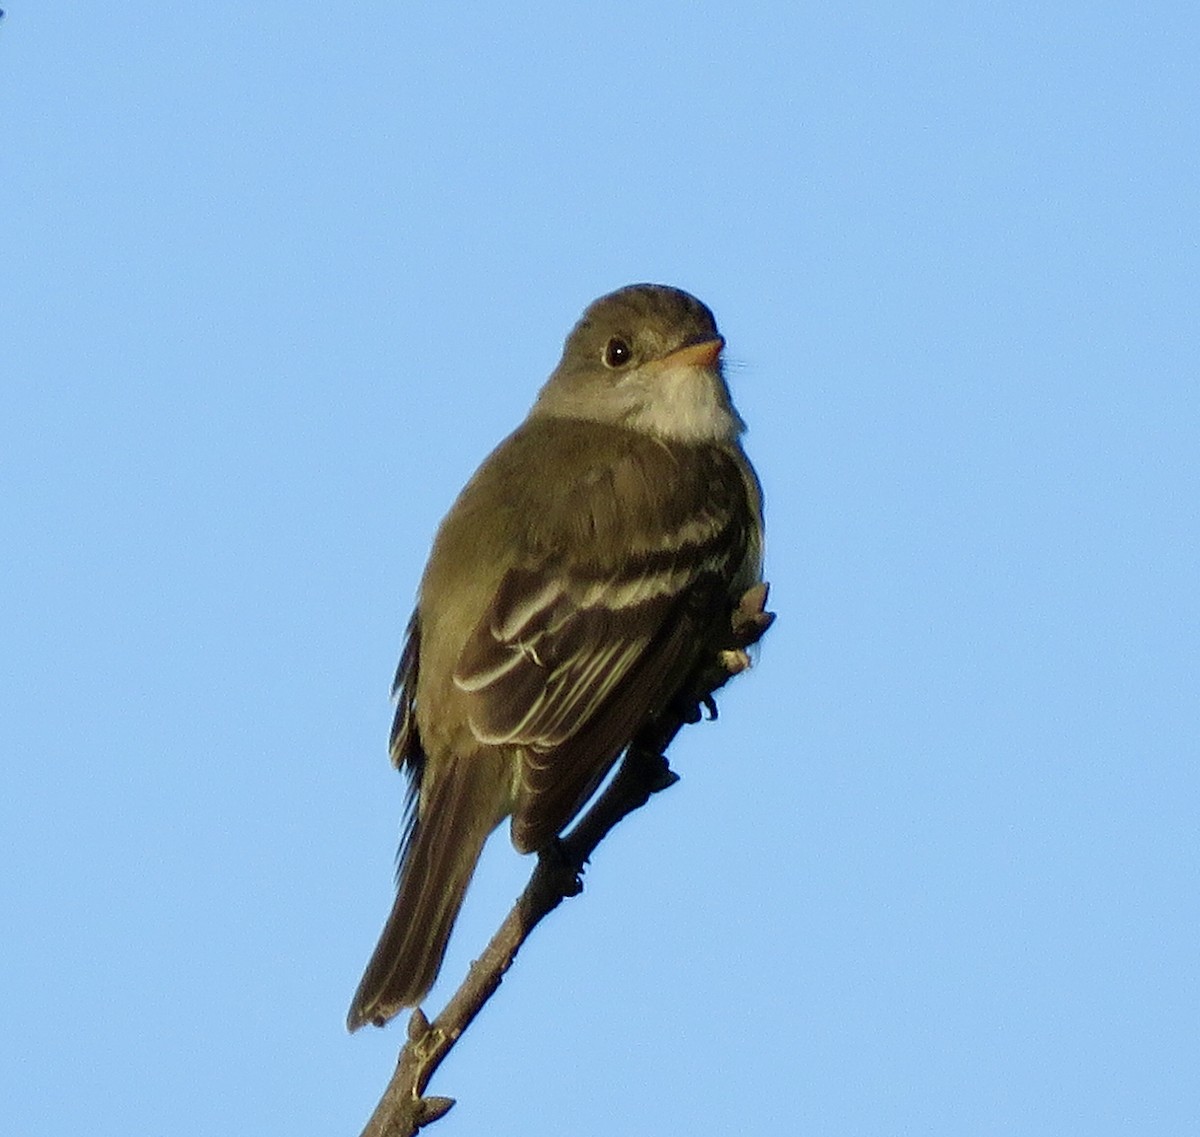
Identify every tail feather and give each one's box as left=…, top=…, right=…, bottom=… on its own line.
left=347, top=758, right=503, bottom=1030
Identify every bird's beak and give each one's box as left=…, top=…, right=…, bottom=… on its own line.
left=663, top=336, right=725, bottom=369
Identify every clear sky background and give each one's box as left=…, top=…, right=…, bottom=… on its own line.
left=2, top=4, right=1197, bottom=1135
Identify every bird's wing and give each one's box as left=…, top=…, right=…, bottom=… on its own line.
left=388, top=614, right=421, bottom=768
left=453, top=481, right=750, bottom=851
left=386, top=614, right=426, bottom=855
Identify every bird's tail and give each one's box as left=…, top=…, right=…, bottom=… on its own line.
left=346, top=758, right=504, bottom=1030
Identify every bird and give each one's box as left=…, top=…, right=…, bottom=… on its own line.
left=347, top=283, right=765, bottom=1030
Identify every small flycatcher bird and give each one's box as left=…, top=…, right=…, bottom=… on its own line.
left=347, top=284, right=764, bottom=1030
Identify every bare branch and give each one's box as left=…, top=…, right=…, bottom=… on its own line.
left=356, top=584, right=775, bottom=1137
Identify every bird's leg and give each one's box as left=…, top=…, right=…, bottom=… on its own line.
left=728, top=581, right=776, bottom=650
left=688, top=582, right=776, bottom=714
left=533, top=838, right=584, bottom=900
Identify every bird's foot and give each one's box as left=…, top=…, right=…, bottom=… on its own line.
left=537, top=838, right=584, bottom=897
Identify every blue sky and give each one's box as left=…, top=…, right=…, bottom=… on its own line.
left=2, top=3, right=1197, bottom=1134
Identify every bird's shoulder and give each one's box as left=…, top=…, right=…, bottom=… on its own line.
left=478, top=417, right=750, bottom=561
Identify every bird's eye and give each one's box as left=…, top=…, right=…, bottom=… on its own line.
left=602, top=337, right=633, bottom=368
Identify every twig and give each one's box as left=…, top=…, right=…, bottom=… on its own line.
left=356, top=583, right=775, bottom=1137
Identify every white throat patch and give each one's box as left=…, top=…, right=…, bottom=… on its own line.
left=622, top=364, right=743, bottom=443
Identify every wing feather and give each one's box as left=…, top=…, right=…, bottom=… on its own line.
left=453, top=499, right=748, bottom=848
